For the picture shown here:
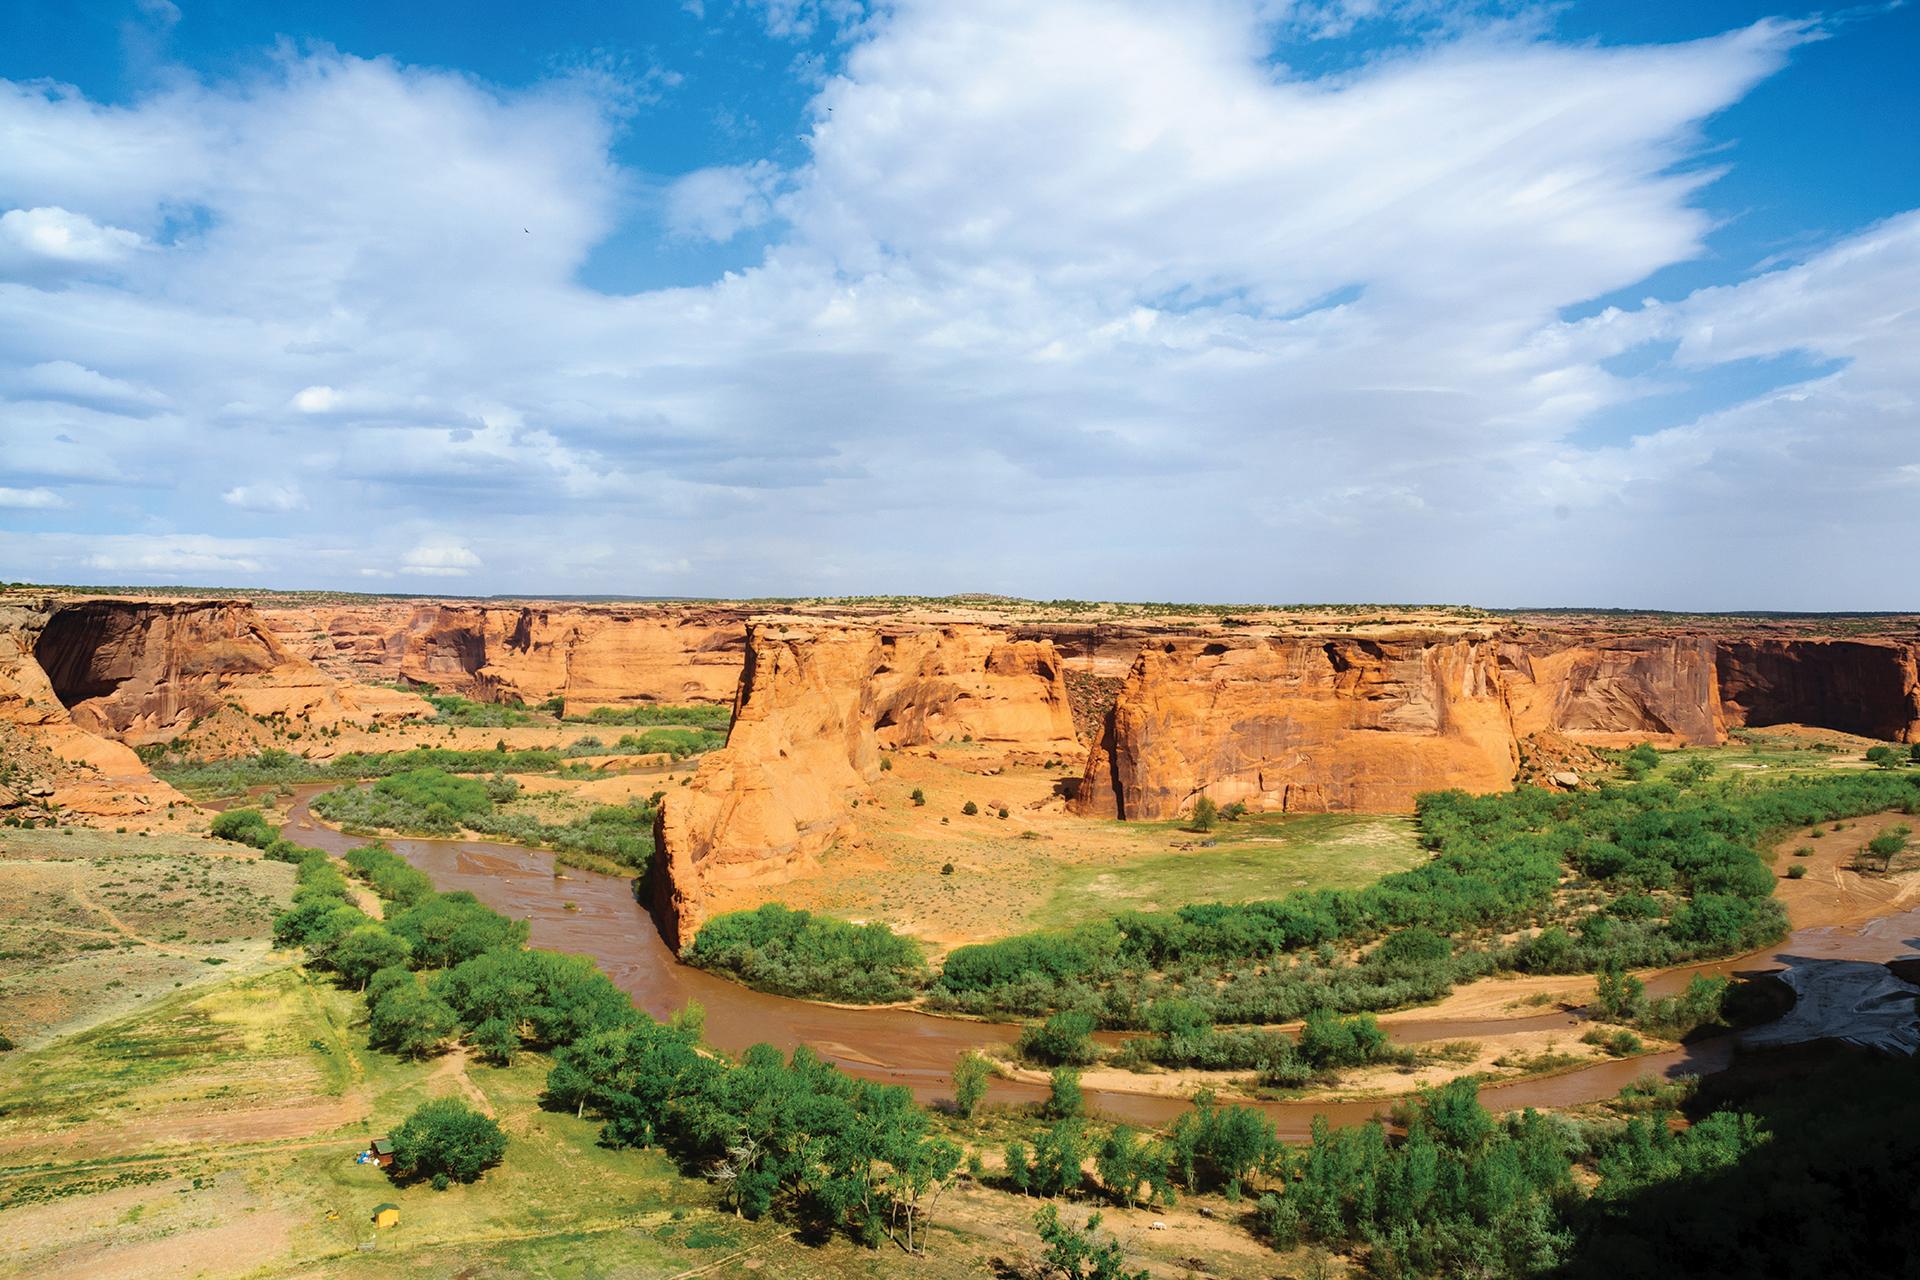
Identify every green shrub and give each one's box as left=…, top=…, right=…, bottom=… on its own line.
left=686, top=903, right=927, bottom=1003
left=1298, top=1009, right=1392, bottom=1068
left=1019, top=1010, right=1100, bottom=1066
left=209, top=807, right=275, bottom=849
left=1190, top=796, right=1218, bottom=832
left=389, top=1098, right=507, bottom=1183
left=1045, top=1066, right=1085, bottom=1119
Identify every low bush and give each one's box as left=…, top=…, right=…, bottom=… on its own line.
left=685, top=903, right=927, bottom=1004
left=209, top=807, right=275, bottom=848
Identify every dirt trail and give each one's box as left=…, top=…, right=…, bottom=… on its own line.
left=431, top=1045, right=495, bottom=1117
left=66, top=882, right=201, bottom=958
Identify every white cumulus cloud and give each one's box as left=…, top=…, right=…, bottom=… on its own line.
left=0, top=206, right=144, bottom=272
left=0, top=4, right=1907, bottom=606
left=222, top=482, right=308, bottom=512
left=401, top=538, right=483, bottom=577
left=0, top=486, right=66, bottom=509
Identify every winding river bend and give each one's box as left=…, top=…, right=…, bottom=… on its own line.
left=277, top=786, right=1920, bottom=1137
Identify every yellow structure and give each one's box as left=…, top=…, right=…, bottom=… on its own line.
left=372, top=1203, right=400, bottom=1229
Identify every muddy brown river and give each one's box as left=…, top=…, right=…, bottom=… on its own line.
left=277, top=787, right=1918, bottom=1137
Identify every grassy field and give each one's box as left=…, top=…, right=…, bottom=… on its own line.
left=0, top=957, right=1296, bottom=1280
left=1650, top=726, right=1889, bottom=781
left=1025, top=812, right=1425, bottom=932
left=0, top=826, right=294, bottom=1048
left=0, top=963, right=866, bottom=1279
left=727, top=746, right=1434, bottom=955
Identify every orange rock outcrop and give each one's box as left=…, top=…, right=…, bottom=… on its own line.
left=1716, top=638, right=1920, bottom=743
left=1070, top=634, right=1519, bottom=819
left=657, top=614, right=1920, bottom=943
left=32, top=598, right=424, bottom=745
left=264, top=602, right=751, bottom=710
left=0, top=599, right=189, bottom=820
left=652, top=619, right=1081, bottom=948
left=1501, top=633, right=1726, bottom=747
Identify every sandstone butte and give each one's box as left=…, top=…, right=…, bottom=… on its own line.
left=3, top=588, right=1917, bottom=948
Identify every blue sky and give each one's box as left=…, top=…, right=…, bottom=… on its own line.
left=1, top=1, right=1916, bottom=606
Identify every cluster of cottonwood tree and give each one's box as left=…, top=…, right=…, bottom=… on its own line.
left=269, top=837, right=965, bottom=1252
left=926, top=770, right=1920, bottom=1023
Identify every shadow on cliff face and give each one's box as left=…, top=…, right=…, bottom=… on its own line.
left=1556, top=1035, right=1920, bottom=1279
left=1717, top=638, right=1920, bottom=741
left=32, top=603, right=127, bottom=707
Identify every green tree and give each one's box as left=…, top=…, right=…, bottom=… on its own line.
left=1864, top=744, right=1900, bottom=768
left=387, top=891, right=528, bottom=968
left=1046, top=1066, right=1084, bottom=1120
left=1866, top=826, right=1909, bottom=872
left=1298, top=1009, right=1390, bottom=1068
left=389, top=1097, right=507, bottom=1183
left=1033, top=1204, right=1149, bottom=1280
left=1190, top=795, right=1218, bottom=832
left=272, top=897, right=365, bottom=951
left=330, top=925, right=411, bottom=990
left=1096, top=1125, right=1172, bottom=1209
left=952, top=1050, right=992, bottom=1120
left=1023, top=1119, right=1089, bottom=1197
left=368, top=977, right=459, bottom=1058
left=1672, top=756, right=1718, bottom=786
left=883, top=1133, right=962, bottom=1253
left=209, top=807, right=275, bottom=848
left=1020, top=1010, right=1100, bottom=1066
left=1621, top=742, right=1660, bottom=779
left=1594, top=964, right=1647, bottom=1021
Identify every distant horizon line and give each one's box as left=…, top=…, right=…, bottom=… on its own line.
left=5, top=580, right=1915, bottom=621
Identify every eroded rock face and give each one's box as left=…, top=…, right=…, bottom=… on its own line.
left=266, top=602, right=753, bottom=709
left=1503, top=633, right=1726, bottom=746
left=0, top=600, right=189, bottom=819
left=651, top=620, right=1081, bottom=948
left=1070, top=635, right=1519, bottom=819
left=31, top=599, right=423, bottom=745
left=1718, top=639, right=1920, bottom=742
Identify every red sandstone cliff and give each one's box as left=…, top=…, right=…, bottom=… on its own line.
left=652, top=619, right=1080, bottom=948
left=1717, top=638, right=1920, bottom=743
left=1502, top=633, right=1726, bottom=746
left=265, top=602, right=751, bottom=710
left=0, top=600, right=189, bottom=820
left=31, top=598, right=423, bottom=746
left=1069, top=634, right=1519, bottom=819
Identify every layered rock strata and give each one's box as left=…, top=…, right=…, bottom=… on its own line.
left=1069, top=634, right=1518, bottom=819
left=651, top=619, right=1079, bottom=948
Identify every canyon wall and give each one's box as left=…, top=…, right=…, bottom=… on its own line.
left=1069, top=635, right=1519, bottom=819
left=265, top=602, right=751, bottom=709
left=1501, top=633, right=1726, bottom=747
left=0, top=600, right=189, bottom=820
left=1717, top=639, right=1920, bottom=742
left=657, top=616, right=1920, bottom=943
left=652, top=619, right=1080, bottom=948
left=31, top=598, right=424, bottom=745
